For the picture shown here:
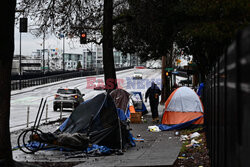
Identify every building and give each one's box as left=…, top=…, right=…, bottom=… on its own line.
left=82, top=44, right=142, bottom=69
left=12, top=55, right=41, bottom=75
left=32, top=48, right=63, bottom=71
left=12, top=44, right=143, bottom=75
left=64, top=53, right=83, bottom=71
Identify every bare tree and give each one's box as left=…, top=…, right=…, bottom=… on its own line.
left=0, top=1, right=16, bottom=166
left=16, top=0, right=129, bottom=90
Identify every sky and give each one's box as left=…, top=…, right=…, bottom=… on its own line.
left=14, top=26, right=86, bottom=56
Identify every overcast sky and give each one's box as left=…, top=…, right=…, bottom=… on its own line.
left=14, top=26, right=86, bottom=56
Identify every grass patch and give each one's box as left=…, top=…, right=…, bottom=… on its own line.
left=180, top=141, right=189, bottom=154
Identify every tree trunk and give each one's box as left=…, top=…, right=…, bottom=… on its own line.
left=161, top=56, right=166, bottom=104
left=0, top=1, right=16, bottom=166
left=103, top=0, right=117, bottom=91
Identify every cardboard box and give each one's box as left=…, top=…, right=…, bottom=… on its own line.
left=130, top=112, right=142, bottom=123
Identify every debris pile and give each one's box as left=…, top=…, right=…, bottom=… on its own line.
left=173, top=128, right=210, bottom=167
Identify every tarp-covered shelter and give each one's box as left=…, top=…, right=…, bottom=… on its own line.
left=57, top=92, right=134, bottom=149
left=161, top=87, right=204, bottom=126
left=110, top=89, right=135, bottom=119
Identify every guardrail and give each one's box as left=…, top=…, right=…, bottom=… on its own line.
left=11, top=66, right=133, bottom=90
left=203, top=26, right=250, bottom=167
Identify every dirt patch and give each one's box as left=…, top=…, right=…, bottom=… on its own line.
left=173, top=128, right=210, bottom=167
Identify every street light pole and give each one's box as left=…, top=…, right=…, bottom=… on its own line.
left=19, top=30, right=22, bottom=90
left=63, top=34, right=65, bottom=72
left=42, top=31, right=45, bottom=74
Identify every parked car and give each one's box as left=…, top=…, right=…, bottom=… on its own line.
left=93, top=79, right=106, bottom=90
left=133, top=72, right=143, bottom=79
left=53, top=87, right=85, bottom=111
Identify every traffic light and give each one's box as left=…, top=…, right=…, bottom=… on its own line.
left=80, top=32, right=87, bottom=44
left=166, top=71, right=172, bottom=76
left=20, top=18, right=28, bottom=33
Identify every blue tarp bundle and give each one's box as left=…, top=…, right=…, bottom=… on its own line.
left=15, top=142, right=115, bottom=155
left=87, top=144, right=112, bottom=155
left=117, top=108, right=128, bottom=121
left=157, top=116, right=203, bottom=131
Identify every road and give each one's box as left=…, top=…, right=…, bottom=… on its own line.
left=10, top=68, right=162, bottom=132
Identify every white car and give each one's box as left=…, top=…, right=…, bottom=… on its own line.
left=53, top=87, right=85, bottom=111
left=133, top=72, right=143, bottom=79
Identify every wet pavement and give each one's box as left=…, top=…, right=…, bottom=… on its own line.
left=12, top=105, right=182, bottom=167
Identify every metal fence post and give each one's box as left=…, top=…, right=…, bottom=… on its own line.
left=27, top=106, right=30, bottom=128
left=45, top=104, right=48, bottom=123
left=60, top=102, right=63, bottom=120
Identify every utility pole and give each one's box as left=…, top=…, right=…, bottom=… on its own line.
left=42, top=31, right=45, bottom=74
left=19, top=27, right=22, bottom=89
left=91, top=43, right=93, bottom=69
left=63, top=34, right=65, bottom=72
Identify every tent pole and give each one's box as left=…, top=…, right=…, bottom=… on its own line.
left=117, top=116, right=123, bottom=151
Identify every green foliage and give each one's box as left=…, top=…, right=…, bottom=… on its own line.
left=114, top=0, right=250, bottom=73
left=176, top=0, right=250, bottom=73
left=113, top=0, right=179, bottom=62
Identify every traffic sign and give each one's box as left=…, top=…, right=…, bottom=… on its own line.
left=165, top=67, right=174, bottom=72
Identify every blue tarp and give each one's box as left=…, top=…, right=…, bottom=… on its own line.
left=15, top=142, right=114, bottom=155
left=117, top=108, right=127, bottom=121
left=87, top=144, right=112, bottom=155
left=131, top=91, right=148, bottom=115
left=125, top=106, right=131, bottom=119
left=157, top=116, right=203, bottom=131
left=197, top=83, right=204, bottom=96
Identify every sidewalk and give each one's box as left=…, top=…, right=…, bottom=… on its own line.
left=74, top=105, right=181, bottom=167
left=12, top=105, right=181, bottom=167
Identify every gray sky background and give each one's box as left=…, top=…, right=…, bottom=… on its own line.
left=14, top=26, right=85, bottom=56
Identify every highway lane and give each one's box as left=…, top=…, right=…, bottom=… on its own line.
left=10, top=68, right=162, bottom=132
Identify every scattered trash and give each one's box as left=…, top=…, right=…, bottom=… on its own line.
left=133, top=135, right=144, bottom=142
left=178, top=156, right=188, bottom=160
left=180, top=135, right=189, bottom=141
left=186, top=139, right=200, bottom=148
left=133, top=137, right=144, bottom=142
left=148, top=125, right=161, bottom=132
left=191, top=139, right=199, bottom=144
left=189, top=132, right=200, bottom=139
left=198, top=139, right=203, bottom=143
left=192, top=143, right=200, bottom=148
left=175, top=131, right=180, bottom=136
left=169, top=137, right=172, bottom=139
